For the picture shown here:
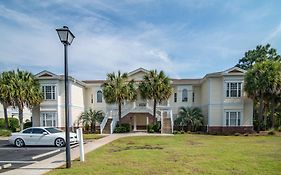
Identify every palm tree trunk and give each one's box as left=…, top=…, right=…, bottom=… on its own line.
left=18, top=107, right=24, bottom=131
left=270, top=98, right=275, bottom=128
left=258, top=93, right=264, bottom=132
left=153, top=99, right=157, bottom=124
left=118, top=100, right=122, bottom=122
left=3, top=104, right=9, bottom=129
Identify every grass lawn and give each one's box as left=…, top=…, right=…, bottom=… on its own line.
left=48, top=134, right=281, bottom=175
left=83, top=134, right=105, bottom=140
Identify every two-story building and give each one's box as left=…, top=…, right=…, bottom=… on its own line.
left=31, top=67, right=253, bottom=134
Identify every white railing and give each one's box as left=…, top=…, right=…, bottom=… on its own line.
left=110, top=116, right=118, bottom=134
left=100, top=111, right=112, bottom=134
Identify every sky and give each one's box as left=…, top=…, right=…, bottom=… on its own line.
left=1, top=0, right=281, bottom=80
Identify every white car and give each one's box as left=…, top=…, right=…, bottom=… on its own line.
left=9, top=127, right=78, bottom=147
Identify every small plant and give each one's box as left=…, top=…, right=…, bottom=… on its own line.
left=234, top=133, right=240, bottom=136
left=187, top=131, right=191, bottom=134
left=0, top=129, right=11, bottom=137
left=173, top=130, right=180, bottom=134
left=268, top=129, right=275, bottom=135
left=278, top=126, right=281, bottom=132
left=244, top=133, right=249, bottom=136
left=180, top=130, right=185, bottom=134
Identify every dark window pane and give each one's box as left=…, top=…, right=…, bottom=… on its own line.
left=32, top=128, right=44, bottom=134
left=97, top=91, right=102, bottom=103
left=182, top=89, right=188, bottom=102
left=23, top=128, right=32, bottom=133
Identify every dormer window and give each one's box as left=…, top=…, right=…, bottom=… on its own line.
left=226, top=82, right=242, bottom=98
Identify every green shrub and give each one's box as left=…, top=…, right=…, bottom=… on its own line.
left=278, top=126, right=281, bottom=132
left=0, top=129, right=11, bottom=137
left=114, top=123, right=131, bottom=133
left=23, top=121, right=32, bottom=129
left=8, top=118, right=19, bottom=132
left=180, top=130, right=185, bottom=134
left=244, top=133, right=249, bottom=136
left=268, top=129, right=275, bottom=135
left=147, top=124, right=154, bottom=133
left=152, top=122, right=161, bottom=133
left=0, top=118, right=6, bottom=128
left=173, top=130, right=180, bottom=134
left=187, top=131, right=191, bottom=134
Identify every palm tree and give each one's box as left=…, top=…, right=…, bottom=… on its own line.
left=80, top=109, right=103, bottom=133
left=9, top=70, right=43, bottom=130
left=102, top=71, right=137, bottom=121
left=175, top=107, right=204, bottom=131
left=245, top=60, right=281, bottom=131
left=139, top=70, right=172, bottom=121
left=0, top=71, right=14, bottom=129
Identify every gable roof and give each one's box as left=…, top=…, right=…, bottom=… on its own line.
left=35, top=70, right=86, bottom=87
left=205, top=66, right=246, bottom=78
left=128, top=67, right=149, bottom=77
left=35, top=70, right=60, bottom=79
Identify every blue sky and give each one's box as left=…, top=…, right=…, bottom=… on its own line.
left=1, top=0, right=281, bottom=80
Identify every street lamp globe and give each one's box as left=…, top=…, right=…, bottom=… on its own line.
left=56, top=26, right=75, bottom=45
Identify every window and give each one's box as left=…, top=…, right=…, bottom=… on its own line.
left=97, top=90, right=102, bottom=103
left=32, top=128, right=45, bottom=134
left=225, top=111, right=241, bottom=126
left=182, top=89, right=188, bottom=102
left=192, top=92, right=195, bottom=103
left=226, top=82, right=242, bottom=98
left=174, top=93, right=177, bottom=102
left=40, top=112, right=57, bottom=127
left=22, top=128, right=32, bottom=134
left=42, top=85, right=56, bottom=100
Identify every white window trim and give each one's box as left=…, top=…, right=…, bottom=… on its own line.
left=224, top=110, right=243, bottom=127
left=40, top=112, right=57, bottom=127
left=224, top=81, right=243, bottom=98
left=41, top=84, right=57, bottom=100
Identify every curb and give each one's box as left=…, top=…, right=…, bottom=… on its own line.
left=0, top=163, right=12, bottom=169
left=32, top=149, right=61, bottom=160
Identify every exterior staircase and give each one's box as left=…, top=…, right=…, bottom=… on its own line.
left=162, top=118, right=172, bottom=134
left=102, top=118, right=112, bottom=134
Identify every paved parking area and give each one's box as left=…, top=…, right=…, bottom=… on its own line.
left=0, top=139, right=65, bottom=173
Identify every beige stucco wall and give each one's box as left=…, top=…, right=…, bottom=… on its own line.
left=70, top=82, right=85, bottom=126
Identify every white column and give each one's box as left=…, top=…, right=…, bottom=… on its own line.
left=134, top=115, right=137, bottom=131
left=133, top=101, right=136, bottom=108
left=167, top=100, right=170, bottom=107
left=160, top=111, right=163, bottom=134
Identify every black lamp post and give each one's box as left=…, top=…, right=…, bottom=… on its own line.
left=56, top=26, right=75, bottom=168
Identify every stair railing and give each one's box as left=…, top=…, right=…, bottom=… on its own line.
left=100, top=111, right=112, bottom=134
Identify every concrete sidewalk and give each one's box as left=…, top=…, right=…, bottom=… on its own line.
left=2, top=132, right=173, bottom=175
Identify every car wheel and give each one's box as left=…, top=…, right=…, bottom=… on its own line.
left=15, top=138, right=25, bottom=147
left=55, top=138, right=65, bottom=147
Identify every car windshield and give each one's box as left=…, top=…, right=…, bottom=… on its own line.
left=45, top=127, right=63, bottom=133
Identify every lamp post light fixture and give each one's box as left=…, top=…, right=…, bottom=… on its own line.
left=56, top=26, right=75, bottom=168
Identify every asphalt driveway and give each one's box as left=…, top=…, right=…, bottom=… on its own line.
left=0, top=138, right=65, bottom=173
